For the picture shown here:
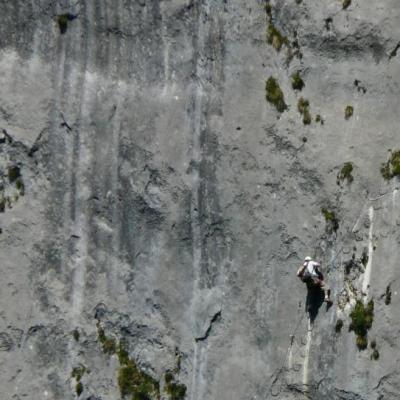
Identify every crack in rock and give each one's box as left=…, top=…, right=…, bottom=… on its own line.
left=195, top=310, right=222, bottom=342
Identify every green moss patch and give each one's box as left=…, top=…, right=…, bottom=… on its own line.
left=267, top=23, right=289, bottom=51
left=381, top=150, right=400, bottom=180
left=297, top=97, right=311, bottom=125
left=291, top=71, right=304, bottom=91
left=349, top=299, right=374, bottom=350
left=345, top=105, right=353, bottom=120
left=265, top=77, right=287, bottom=113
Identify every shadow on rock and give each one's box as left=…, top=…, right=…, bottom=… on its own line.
left=305, top=284, right=325, bottom=323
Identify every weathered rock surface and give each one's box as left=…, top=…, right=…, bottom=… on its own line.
left=0, top=0, right=400, bottom=399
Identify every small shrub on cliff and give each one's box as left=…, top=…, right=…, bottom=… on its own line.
left=381, top=150, right=400, bottom=180
left=338, top=162, right=354, bottom=183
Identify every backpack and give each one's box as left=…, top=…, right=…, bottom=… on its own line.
left=301, top=270, right=313, bottom=283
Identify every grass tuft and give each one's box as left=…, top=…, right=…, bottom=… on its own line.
left=349, top=299, right=374, bottom=350
left=321, top=207, right=339, bottom=232
left=297, top=97, right=311, bottom=125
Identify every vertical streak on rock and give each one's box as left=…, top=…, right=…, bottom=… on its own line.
left=95, top=0, right=123, bottom=296
left=362, top=206, right=374, bottom=295
left=188, top=1, right=226, bottom=397
left=302, top=319, right=313, bottom=391
left=69, top=0, right=94, bottom=325
left=189, top=77, right=204, bottom=400
left=160, top=3, right=170, bottom=90
left=189, top=0, right=206, bottom=397
left=63, top=0, right=91, bottom=381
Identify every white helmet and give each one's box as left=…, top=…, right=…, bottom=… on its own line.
left=304, top=256, right=312, bottom=261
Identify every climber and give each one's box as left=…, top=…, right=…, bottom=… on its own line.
left=297, top=256, right=332, bottom=303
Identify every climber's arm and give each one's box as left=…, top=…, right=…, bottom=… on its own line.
left=297, top=264, right=306, bottom=277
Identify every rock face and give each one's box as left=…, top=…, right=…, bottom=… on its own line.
left=0, top=0, right=400, bottom=399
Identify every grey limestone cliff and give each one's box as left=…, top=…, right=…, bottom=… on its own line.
left=0, top=1, right=400, bottom=399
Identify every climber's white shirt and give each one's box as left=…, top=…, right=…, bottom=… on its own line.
left=303, top=260, right=320, bottom=277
